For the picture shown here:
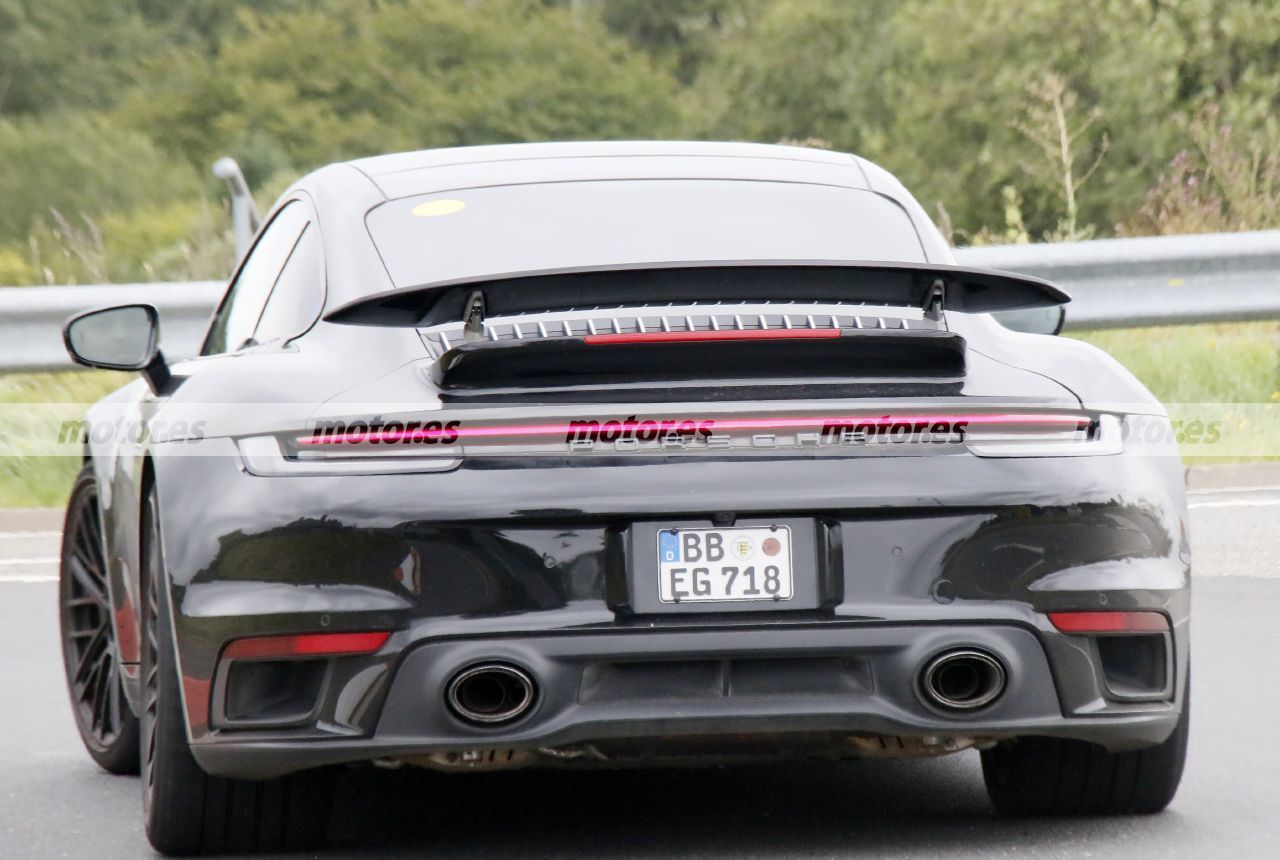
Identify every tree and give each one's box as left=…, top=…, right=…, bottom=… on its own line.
left=0, top=113, right=202, bottom=242
left=123, top=0, right=683, bottom=185
left=0, top=0, right=153, bottom=115
left=688, top=0, right=1280, bottom=241
left=593, top=0, right=759, bottom=84
left=687, top=0, right=898, bottom=151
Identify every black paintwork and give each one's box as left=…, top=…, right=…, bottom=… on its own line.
left=73, top=142, right=1189, bottom=780
left=432, top=329, right=967, bottom=394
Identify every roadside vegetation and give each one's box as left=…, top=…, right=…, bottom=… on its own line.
left=1074, top=323, right=1280, bottom=406
left=1073, top=324, right=1280, bottom=465
left=1, top=0, right=1277, bottom=503
left=0, top=371, right=128, bottom=507
left=4, top=0, right=1280, bottom=281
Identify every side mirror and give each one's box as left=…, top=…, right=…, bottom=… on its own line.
left=991, top=305, right=1066, bottom=336
left=63, top=304, right=171, bottom=393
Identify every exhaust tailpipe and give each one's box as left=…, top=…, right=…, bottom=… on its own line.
left=446, top=663, right=536, bottom=725
left=920, top=649, right=1006, bottom=711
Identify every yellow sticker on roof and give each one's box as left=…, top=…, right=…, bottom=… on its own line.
left=411, top=199, right=467, bottom=217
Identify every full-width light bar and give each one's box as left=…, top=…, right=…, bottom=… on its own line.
left=1047, top=611, right=1170, bottom=634
left=583, top=329, right=842, bottom=345
left=222, top=631, right=391, bottom=660
left=297, top=412, right=1092, bottom=446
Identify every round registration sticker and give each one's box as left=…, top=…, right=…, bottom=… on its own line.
left=411, top=199, right=467, bottom=217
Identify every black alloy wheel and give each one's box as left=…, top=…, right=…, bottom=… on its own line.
left=59, top=464, right=140, bottom=774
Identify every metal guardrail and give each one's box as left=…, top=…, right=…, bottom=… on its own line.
left=0, top=231, right=1277, bottom=372
left=0, top=282, right=223, bottom=372
left=956, top=230, right=1280, bottom=330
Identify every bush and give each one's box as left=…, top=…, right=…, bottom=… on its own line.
left=124, top=0, right=683, bottom=184
left=0, top=113, right=203, bottom=244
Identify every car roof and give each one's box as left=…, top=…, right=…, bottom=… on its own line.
left=291, top=142, right=956, bottom=306
left=344, top=141, right=874, bottom=200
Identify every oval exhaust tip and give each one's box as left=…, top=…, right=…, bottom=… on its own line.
left=921, top=649, right=1007, bottom=711
left=446, top=663, right=536, bottom=725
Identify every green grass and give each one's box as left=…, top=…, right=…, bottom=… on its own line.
left=0, top=370, right=130, bottom=508
left=0, top=369, right=132, bottom=405
left=0, top=325, right=1276, bottom=508
left=1072, top=323, right=1280, bottom=464
left=1072, top=322, right=1280, bottom=404
left=1076, top=322, right=1280, bottom=463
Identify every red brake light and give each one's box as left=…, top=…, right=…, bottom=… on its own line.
left=222, top=631, right=391, bottom=660
left=583, top=329, right=842, bottom=345
left=1047, top=611, right=1170, bottom=634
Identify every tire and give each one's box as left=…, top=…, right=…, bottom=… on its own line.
left=981, top=680, right=1190, bottom=816
left=59, top=463, right=140, bottom=775
left=139, top=489, right=330, bottom=856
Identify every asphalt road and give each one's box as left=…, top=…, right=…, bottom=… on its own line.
left=1, top=481, right=1277, bottom=858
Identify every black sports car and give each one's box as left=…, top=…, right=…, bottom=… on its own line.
left=58, top=142, right=1189, bottom=855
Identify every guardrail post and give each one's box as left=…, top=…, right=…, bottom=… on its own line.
left=211, top=157, right=261, bottom=265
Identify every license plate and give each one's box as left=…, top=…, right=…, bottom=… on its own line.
left=656, top=526, right=794, bottom=604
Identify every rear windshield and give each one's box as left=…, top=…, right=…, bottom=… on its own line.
left=365, top=180, right=926, bottom=289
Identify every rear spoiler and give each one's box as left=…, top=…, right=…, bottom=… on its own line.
left=324, top=260, right=1069, bottom=328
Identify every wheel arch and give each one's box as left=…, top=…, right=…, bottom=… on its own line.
left=110, top=453, right=158, bottom=717
left=137, top=454, right=210, bottom=744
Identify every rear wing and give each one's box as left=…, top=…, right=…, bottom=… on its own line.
left=324, top=260, right=1069, bottom=328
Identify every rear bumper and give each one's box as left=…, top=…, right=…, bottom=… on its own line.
left=190, top=619, right=1183, bottom=780
left=152, top=437, right=1190, bottom=780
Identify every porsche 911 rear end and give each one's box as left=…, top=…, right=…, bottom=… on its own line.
left=65, top=144, right=1188, bottom=854
left=181, top=287, right=1189, bottom=805
left=214, top=309, right=1183, bottom=753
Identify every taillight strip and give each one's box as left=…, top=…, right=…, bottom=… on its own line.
left=297, top=413, right=1091, bottom=446
left=583, top=329, right=842, bottom=345
left=222, top=631, right=391, bottom=660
